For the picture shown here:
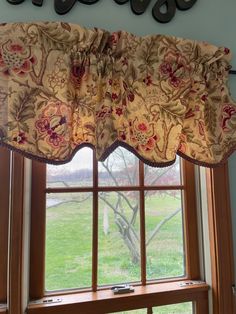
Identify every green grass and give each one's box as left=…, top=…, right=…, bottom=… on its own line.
left=112, top=302, right=192, bottom=313
left=45, top=193, right=191, bottom=313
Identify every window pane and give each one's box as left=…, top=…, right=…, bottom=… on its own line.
left=110, top=302, right=193, bottom=313
left=145, top=190, right=185, bottom=280
left=144, top=157, right=181, bottom=186
left=47, top=147, right=93, bottom=187
left=152, top=302, right=193, bottom=313
left=111, top=310, right=146, bottom=314
left=98, top=191, right=140, bottom=286
left=45, top=192, right=92, bottom=291
left=98, top=147, right=139, bottom=186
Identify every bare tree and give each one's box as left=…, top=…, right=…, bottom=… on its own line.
left=99, top=148, right=181, bottom=264
left=47, top=147, right=181, bottom=265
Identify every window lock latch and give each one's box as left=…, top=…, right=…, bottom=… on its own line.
left=111, top=284, right=135, bottom=294
left=31, top=297, right=62, bottom=305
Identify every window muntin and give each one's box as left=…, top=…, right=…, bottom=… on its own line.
left=45, top=147, right=187, bottom=292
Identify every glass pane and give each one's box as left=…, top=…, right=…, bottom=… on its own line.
left=110, top=302, right=193, bottom=313
left=98, top=191, right=140, bottom=286
left=153, top=302, right=193, bottom=313
left=46, top=147, right=93, bottom=187
left=45, top=192, right=92, bottom=291
left=145, top=190, right=185, bottom=280
left=98, top=147, right=139, bottom=186
left=111, top=310, right=146, bottom=314
left=144, top=157, right=181, bottom=186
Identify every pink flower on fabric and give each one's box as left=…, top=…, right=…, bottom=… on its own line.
left=159, top=51, right=190, bottom=89
left=127, top=118, right=159, bottom=153
left=138, top=123, right=148, bottom=132
left=35, top=118, right=50, bottom=133
left=0, top=41, right=37, bottom=77
left=35, top=101, right=72, bottom=148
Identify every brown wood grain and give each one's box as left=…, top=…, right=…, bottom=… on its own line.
left=30, top=161, right=46, bottom=299
left=182, top=161, right=200, bottom=280
left=27, top=281, right=209, bottom=314
left=0, top=147, right=10, bottom=303
left=206, top=163, right=235, bottom=314
left=8, top=153, right=24, bottom=314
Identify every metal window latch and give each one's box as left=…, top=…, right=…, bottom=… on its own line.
left=111, top=284, right=135, bottom=294
left=30, top=297, right=62, bottom=305
left=178, top=280, right=205, bottom=287
left=232, top=285, right=236, bottom=295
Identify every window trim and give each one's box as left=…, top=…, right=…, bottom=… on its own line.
left=206, top=163, right=235, bottom=314
left=0, top=147, right=10, bottom=304
left=27, top=281, right=209, bottom=314
left=8, top=152, right=25, bottom=314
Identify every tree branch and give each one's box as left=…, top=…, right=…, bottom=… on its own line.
left=146, top=207, right=181, bottom=247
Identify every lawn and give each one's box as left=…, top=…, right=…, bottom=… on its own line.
left=45, top=192, right=191, bottom=313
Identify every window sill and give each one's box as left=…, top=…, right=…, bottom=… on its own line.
left=28, top=280, right=209, bottom=314
left=0, top=305, right=7, bottom=314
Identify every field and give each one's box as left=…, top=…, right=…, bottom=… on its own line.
left=45, top=192, right=192, bottom=313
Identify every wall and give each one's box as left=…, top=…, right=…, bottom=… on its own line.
left=0, top=0, right=236, bottom=277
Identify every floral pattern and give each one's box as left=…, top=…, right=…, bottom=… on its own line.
left=0, top=41, right=36, bottom=77
left=0, top=21, right=235, bottom=167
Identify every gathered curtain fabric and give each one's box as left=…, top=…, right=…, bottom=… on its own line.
left=0, top=21, right=235, bottom=167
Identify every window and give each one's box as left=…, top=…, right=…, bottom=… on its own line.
left=29, top=147, right=208, bottom=313
left=0, top=146, right=234, bottom=314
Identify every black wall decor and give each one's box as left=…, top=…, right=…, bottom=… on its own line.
left=6, top=0, right=198, bottom=23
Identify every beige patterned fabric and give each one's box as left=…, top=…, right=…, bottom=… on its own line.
left=0, top=21, right=235, bottom=167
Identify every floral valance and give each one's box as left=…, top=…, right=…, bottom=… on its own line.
left=0, top=21, right=235, bottom=167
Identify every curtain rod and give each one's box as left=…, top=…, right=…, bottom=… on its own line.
left=229, top=70, right=236, bottom=75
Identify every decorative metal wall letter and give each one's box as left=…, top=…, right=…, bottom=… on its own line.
left=6, top=0, right=198, bottom=23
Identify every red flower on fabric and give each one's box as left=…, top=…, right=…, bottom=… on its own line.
left=13, top=132, right=27, bottom=144
left=112, top=93, right=118, bottom=100
left=116, top=108, right=123, bottom=116
left=70, top=62, right=86, bottom=87
left=48, top=132, right=63, bottom=147
left=201, top=94, right=208, bottom=102
left=143, top=75, right=152, bottom=86
left=0, top=41, right=37, bottom=77
left=160, top=63, right=172, bottom=75
left=221, top=104, right=236, bottom=132
left=35, top=101, right=72, bottom=148
left=128, top=118, right=159, bottom=153
left=127, top=92, right=135, bottom=102
left=224, top=47, right=230, bottom=55
left=178, top=134, right=187, bottom=153
left=35, top=118, right=50, bottom=133
left=137, top=123, right=148, bottom=132
left=159, top=51, right=190, bottom=89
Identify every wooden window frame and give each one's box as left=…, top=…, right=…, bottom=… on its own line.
left=0, top=147, right=10, bottom=308
left=2, top=150, right=234, bottom=314
left=28, top=154, right=205, bottom=313
left=206, top=163, right=235, bottom=314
